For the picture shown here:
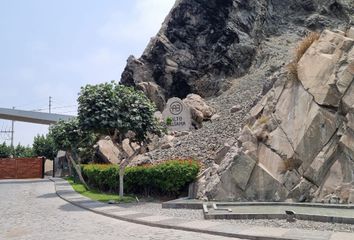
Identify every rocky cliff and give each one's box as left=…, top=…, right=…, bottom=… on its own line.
left=119, top=0, right=354, bottom=203
left=198, top=29, right=354, bottom=203
left=121, top=0, right=353, bottom=111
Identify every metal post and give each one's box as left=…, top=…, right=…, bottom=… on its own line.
left=53, top=158, right=55, bottom=178
left=41, top=157, right=45, bottom=179
left=10, top=107, right=14, bottom=147
left=49, top=96, right=52, bottom=114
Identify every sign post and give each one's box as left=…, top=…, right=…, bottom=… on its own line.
left=162, top=97, right=192, bottom=132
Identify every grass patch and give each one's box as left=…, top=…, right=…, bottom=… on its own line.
left=65, top=177, right=135, bottom=203
left=294, top=32, right=320, bottom=63
left=287, top=32, right=320, bottom=80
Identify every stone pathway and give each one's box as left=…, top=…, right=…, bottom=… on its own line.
left=52, top=178, right=354, bottom=240
left=0, top=179, right=237, bottom=240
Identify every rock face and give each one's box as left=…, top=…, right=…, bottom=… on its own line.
left=199, top=29, right=354, bottom=203
left=118, top=0, right=353, bottom=203
left=121, top=0, right=352, bottom=111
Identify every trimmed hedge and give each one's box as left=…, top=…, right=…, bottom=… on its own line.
left=82, top=160, right=200, bottom=197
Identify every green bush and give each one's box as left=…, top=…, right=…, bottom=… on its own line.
left=82, top=160, right=200, bottom=197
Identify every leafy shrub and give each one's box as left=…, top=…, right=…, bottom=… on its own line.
left=82, top=164, right=118, bottom=191
left=82, top=160, right=200, bottom=197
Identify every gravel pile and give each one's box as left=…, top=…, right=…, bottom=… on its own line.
left=147, top=30, right=302, bottom=166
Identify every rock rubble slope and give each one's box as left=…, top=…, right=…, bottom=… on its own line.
left=120, top=0, right=353, bottom=167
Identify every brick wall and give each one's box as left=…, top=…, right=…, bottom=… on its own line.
left=0, top=158, right=44, bottom=179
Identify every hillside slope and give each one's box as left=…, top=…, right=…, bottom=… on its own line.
left=119, top=0, right=354, bottom=202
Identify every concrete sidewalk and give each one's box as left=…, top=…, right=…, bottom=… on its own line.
left=52, top=178, right=354, bottom=240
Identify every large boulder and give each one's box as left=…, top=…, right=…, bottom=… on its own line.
left=95, top=138, right=120, bottom=164
left=183, top=94, right=216, bottom=128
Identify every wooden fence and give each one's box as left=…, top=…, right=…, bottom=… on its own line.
left=0, top=158, right=44, bottom=179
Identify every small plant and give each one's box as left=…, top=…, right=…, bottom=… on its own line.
left=258, top=115, right=269, bottom=125
left=165, top=117, right=173, bottom=126
left=294, top=32, right=320, bottom=63
left=287, top=32, right=320, bottom=80
left=287, top=62, right=299, bottom=80
left=280, top=158, right=299, bottom=173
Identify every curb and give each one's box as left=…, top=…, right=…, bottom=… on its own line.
left=162, top=198, right=354, bottom=209
left=164, top=199, right=354, bottom=224
left=51, top=178, right=340, bottom=240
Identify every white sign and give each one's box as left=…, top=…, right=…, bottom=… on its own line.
left=162, top=97, right=191, bottom=131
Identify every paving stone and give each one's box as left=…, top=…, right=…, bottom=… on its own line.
left=64, top=196, right=86, bottom=201
left=138, top=215, right=173, bottom=222
left=330, top=232, right=354, bottom=240
left=283, top=229, right=331, bottom=240
left=91, top=206, right=123, bottom=212
left=99, top=207, right=127, bottom=213
left=75, top=200, right=104, bottom=206
left=122, top=213, right=152, bottom=219
left=109, top=210, right=141, bottom=216
left=155, top=218, right=189, bottom=226
left=240, top=226, right=289, bottom=237
left=177, top=220, right=223, bottom=229
left=207, top=223, right=250, bottom=234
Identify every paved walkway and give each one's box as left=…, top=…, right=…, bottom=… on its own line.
left=51, top=178, right=354, bottom=240
left=0, top=179, right=237, bottom=240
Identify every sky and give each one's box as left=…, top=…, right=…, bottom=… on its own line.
left=0, top=0, right=176, bottom=146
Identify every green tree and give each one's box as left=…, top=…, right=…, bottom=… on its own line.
left=33, top=134, right=57, bottom=160
left=77, top=82, right=162, bottom=196
left=13, top=144, right=34, bottom=158
left=0, top=142, right=11, bottom=158
left=0, top=142, right=34, bottom=158
left=49, top=118, right=97, bottom=189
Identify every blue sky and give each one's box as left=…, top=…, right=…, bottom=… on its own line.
left=0, top=0, right=175, bottom=146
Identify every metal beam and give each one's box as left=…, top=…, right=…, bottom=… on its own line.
left=0, top=107, right=74, bottom=125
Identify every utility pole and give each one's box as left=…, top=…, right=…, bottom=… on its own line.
left=11, top=107, right=14, bottom=147
left=49, top=96, right=52, bottom=114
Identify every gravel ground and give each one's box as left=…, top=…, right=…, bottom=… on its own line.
left=119, top=202, right=204, bottom=220
left=118, top=202, right=354, bottom=233
left=213, top=219, right=354, bottom=233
